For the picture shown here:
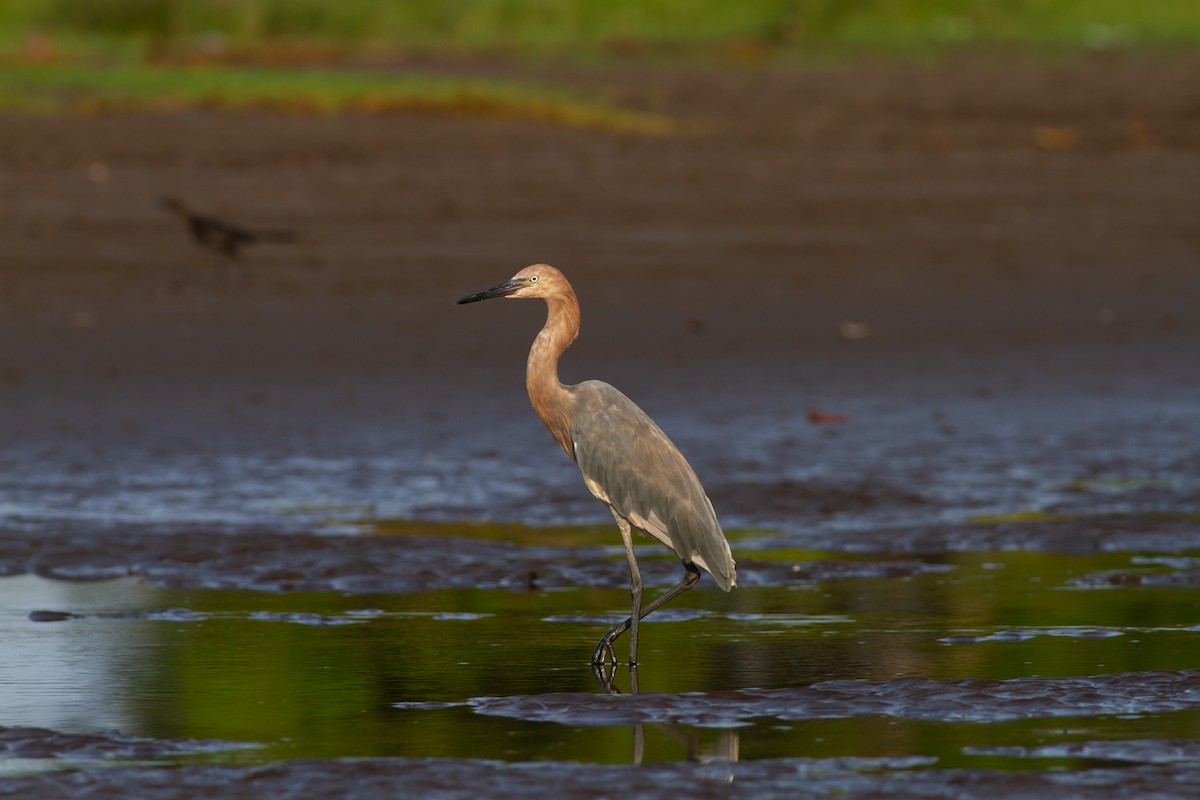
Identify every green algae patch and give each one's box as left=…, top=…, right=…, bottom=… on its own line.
left=356, top=518, right=617, bottom=548
left=966, top=511, right=1076, bottom=525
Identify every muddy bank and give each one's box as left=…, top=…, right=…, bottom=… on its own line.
left=3, top=345, right=1196, bottom=542
left=3, top=753, right=1200, bottom=799
left=2, top=56, right=1198, bottom=546
left=0, top=725, right=257, bottom=761
left=469, top=669, right=1200, bottom=726
left=5, top=515, right=1199, bottom=594
left=0, top=527, right=954, bottom=593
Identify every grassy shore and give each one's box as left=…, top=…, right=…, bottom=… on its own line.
left=0, top=62, right=673, bottom=131
left=1, top=2, right=1194, bottom=127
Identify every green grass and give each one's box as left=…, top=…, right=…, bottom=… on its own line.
left=1, top=0, right=1198, bottom=57
left=0, top=63, right=675, bottom=132
left=1, top=2, right=1194, bottom=123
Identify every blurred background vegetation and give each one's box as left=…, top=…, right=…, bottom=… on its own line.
left=1, top=0, right=1197, bottom=61
left=0, top=2, right=1195, bottom=126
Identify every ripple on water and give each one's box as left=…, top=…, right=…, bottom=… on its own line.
left=940, top=628, right=1124, bottom=644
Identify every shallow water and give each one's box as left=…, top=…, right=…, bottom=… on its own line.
left=4, top=542, right=1200, bottom=784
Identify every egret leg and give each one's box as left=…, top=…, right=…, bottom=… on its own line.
left=623, top=515, right=644, bottom=664
left=592, top=513, right=641, bottom=665
left=591, top=555, right=702, bottom=667
left=634, top=562, right=701, bottom=619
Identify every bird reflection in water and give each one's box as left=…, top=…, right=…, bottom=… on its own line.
left=591, top=662, right=739, bottom=777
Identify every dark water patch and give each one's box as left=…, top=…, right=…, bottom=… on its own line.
left=0, top=725, right=259, bottom=761
left=723, top=612, right=853, bottom=626
left=8, top=757, right=1200, bottom=799
left=471, top=670, right=1200, bottom=727
left=543, top=613, right=629, bottom=624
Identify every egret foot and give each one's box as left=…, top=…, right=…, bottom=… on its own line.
left=592, top=616, right=636, bottom=666
left=590, top=628, right=624, bottom=666
left=591, top=660, right=641, bottom=695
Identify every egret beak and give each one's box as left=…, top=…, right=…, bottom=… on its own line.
left=457, top=278, right=523, bottom=304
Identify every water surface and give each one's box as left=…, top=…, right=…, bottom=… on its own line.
left=4, top=542, right=1200, bottom=780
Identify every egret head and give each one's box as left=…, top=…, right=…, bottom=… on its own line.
left=457, top=264, right=568, bottom=304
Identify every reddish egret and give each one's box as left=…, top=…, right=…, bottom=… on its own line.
left=458, top=265, right=736, bottom=665
left=158, top=196, right=296, bottom=261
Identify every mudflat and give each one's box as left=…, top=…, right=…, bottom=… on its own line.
left=2, top=55, right=1197, bottom=534
left=0, top=57, right=1194, bottom=404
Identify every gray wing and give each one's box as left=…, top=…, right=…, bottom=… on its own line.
left=569, top=380, right=735, bottom=590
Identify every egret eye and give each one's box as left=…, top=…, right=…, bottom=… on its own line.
left=529, top=275, right=539, bottom=283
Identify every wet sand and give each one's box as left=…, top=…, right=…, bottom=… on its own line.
left=1, top=54, right=1199, bottom=795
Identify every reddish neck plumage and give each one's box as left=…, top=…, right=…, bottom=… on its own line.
left=526, top=286, right=580, bottom=460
